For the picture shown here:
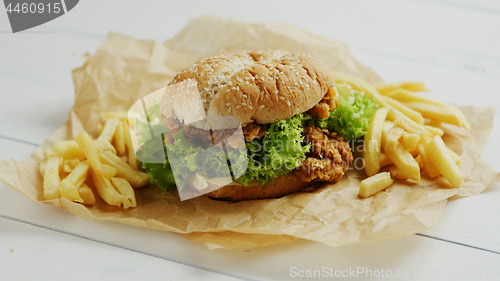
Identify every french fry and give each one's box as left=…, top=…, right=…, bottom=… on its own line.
left=427, top=136, right=465, bottom=187
left=363, top=108, right=390, bottom=177
left=99, top=151, right=149, bottom=188
left=384, top=126, right=405, bottom=153
left=75, top=131, right=104, bottom=176
left=415, top=155, right=425, bottom=170
left=62, top=159, right=81, bottom=173
left=382, top=96, right=424, bottom=124
left=111, top=178, right=137, bottom=208
left=379, top=152, right=392, bottom=167
left=374, top=82, right=429, bottom=95
left=97, top=118, right=120, bottom=142
left=381, top=121, right=395, bottom=151
left=102, top=111, right=129, bottom=120
left=122, top=120, right=138, bottom=170
left=385, top=89, right=470, bottom=129
left=78, top=183, right=95, bottom=205
left=43, top=156, right=61, bottom=200
left=423, top=125, right=444, bottom=136
left=97, top=123, right=104, bottom=135
left=385, top=144, right=420, bottom=182
left=39, top=160, right=47, bottom=175
left=54, top=139, right=116, bottom=158
left=389, top=165, right=407, bottom=180
left=90, top=168, right=125, bottom=207
left=102, top=164, right=117, bottom=180
left=44, top=147, right=58, bottom=159
left=401, top=133, right=420, bottom=150
left=358, top=172, right=393, bottom=198
left=418, top=136, right=441, bottom=179
left=114, top=120, right=126, bottom=156
left=404, top=102, right=462, bottom=127
left=59, top=161, right=90, bottom=203
left=385, top=88, right=444, bottom=104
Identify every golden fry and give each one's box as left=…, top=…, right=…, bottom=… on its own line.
left=417, top=136, right=440, bottom=178
left=78, top=183, right=95, bottom=205
left=379, top=152, right=392, bottom=167
left=97, top=118, right=120, bottom=143
left=75, top=132, right=104, bottom=176
left=389, top=165, right=407, bottom=180
left=102, top=164, right=117, bottom=180
left=122, top=120, right=138, bottom=170
left=404, top=102, right=462, bottom=127
left=401, top=133, right=420, bottom=150
left=374, top=82, right=429, bottom=95
left=363, top=108, right=390, bottom=177
left=59, top=161, right=90, bottom=203
left=99, top=151, right=149, bottom=188
left=382, top=96, right=424, bottom=124
left=102, top=111, right=129, bottom=120
left=384, top=126, right=405, bottom=153
left=54, top=140, right=116, bottom=158
left=423, top=125, right=444, bottom=136
left=358, top=172, right=393, bottom=198
left=381, top=121, right=395, bottom=153
left=90, top=168, right=125, bottom=207
left=427, top=136, right=464, bottom=187
left=114, top=120, right=125, bottom=156
left=62, top=159, right=80, bottom=173
left=43, top=156, right=61, bottom=200
left=385, top=144, right=420, bottom=182
left=111, top=178, right=137, bottom=208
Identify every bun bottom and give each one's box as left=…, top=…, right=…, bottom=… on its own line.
left=205, top=173, right=315, bottom=201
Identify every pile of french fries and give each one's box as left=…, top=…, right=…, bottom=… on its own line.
left=39, top=113, right=150, bottom=208
left=331, top=71, right=469, bottom=198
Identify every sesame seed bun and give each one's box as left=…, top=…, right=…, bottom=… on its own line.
left=165, top=50, right=335, bottom=128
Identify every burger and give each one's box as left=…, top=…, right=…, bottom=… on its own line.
left=137, top=50, right=378, bottom=201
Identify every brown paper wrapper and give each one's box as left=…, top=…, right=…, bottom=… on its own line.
left=1, top=16, right=499, bottom=250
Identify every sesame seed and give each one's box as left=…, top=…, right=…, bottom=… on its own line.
left=245, top=81, right=249, bottom=85
left=294, top=82, right=298, bottom=86
left=287, top=101, right=291, bottom=106
left=236, top=105, right=241, bottom=109
left=242, top=102, right=247, bottom=106
left=305, top=84, right=310, bottom=88
left=260, top=77, right=264, bottom=80
left=279, top=96, right=285, bottom=100
left=243, top=95, right=247, bottom=98
left=226, top=103, right=231, bottom=106
left=228, top=107, right=231, bottom=112
left=260, top=105, right=265, bottom=109
left=249, top=106, right=253, bottom=110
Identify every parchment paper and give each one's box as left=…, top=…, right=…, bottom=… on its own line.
left=1, top=16, right=499, bottom=250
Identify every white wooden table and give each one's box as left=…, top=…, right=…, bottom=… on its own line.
left=1, top=1, right=499, bottom=280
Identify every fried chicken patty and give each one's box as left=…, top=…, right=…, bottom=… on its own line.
left=293, top=125, right=352, bottom=182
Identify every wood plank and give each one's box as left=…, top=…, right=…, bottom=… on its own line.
left=0, top=217, right=240, bottom=281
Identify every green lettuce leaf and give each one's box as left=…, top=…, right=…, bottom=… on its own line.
left=237, top=114, right=311, bottom=185
left=313, top=84, right=379, bottom=141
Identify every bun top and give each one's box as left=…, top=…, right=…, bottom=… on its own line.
left=165, top=50, right=335, bottom=127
